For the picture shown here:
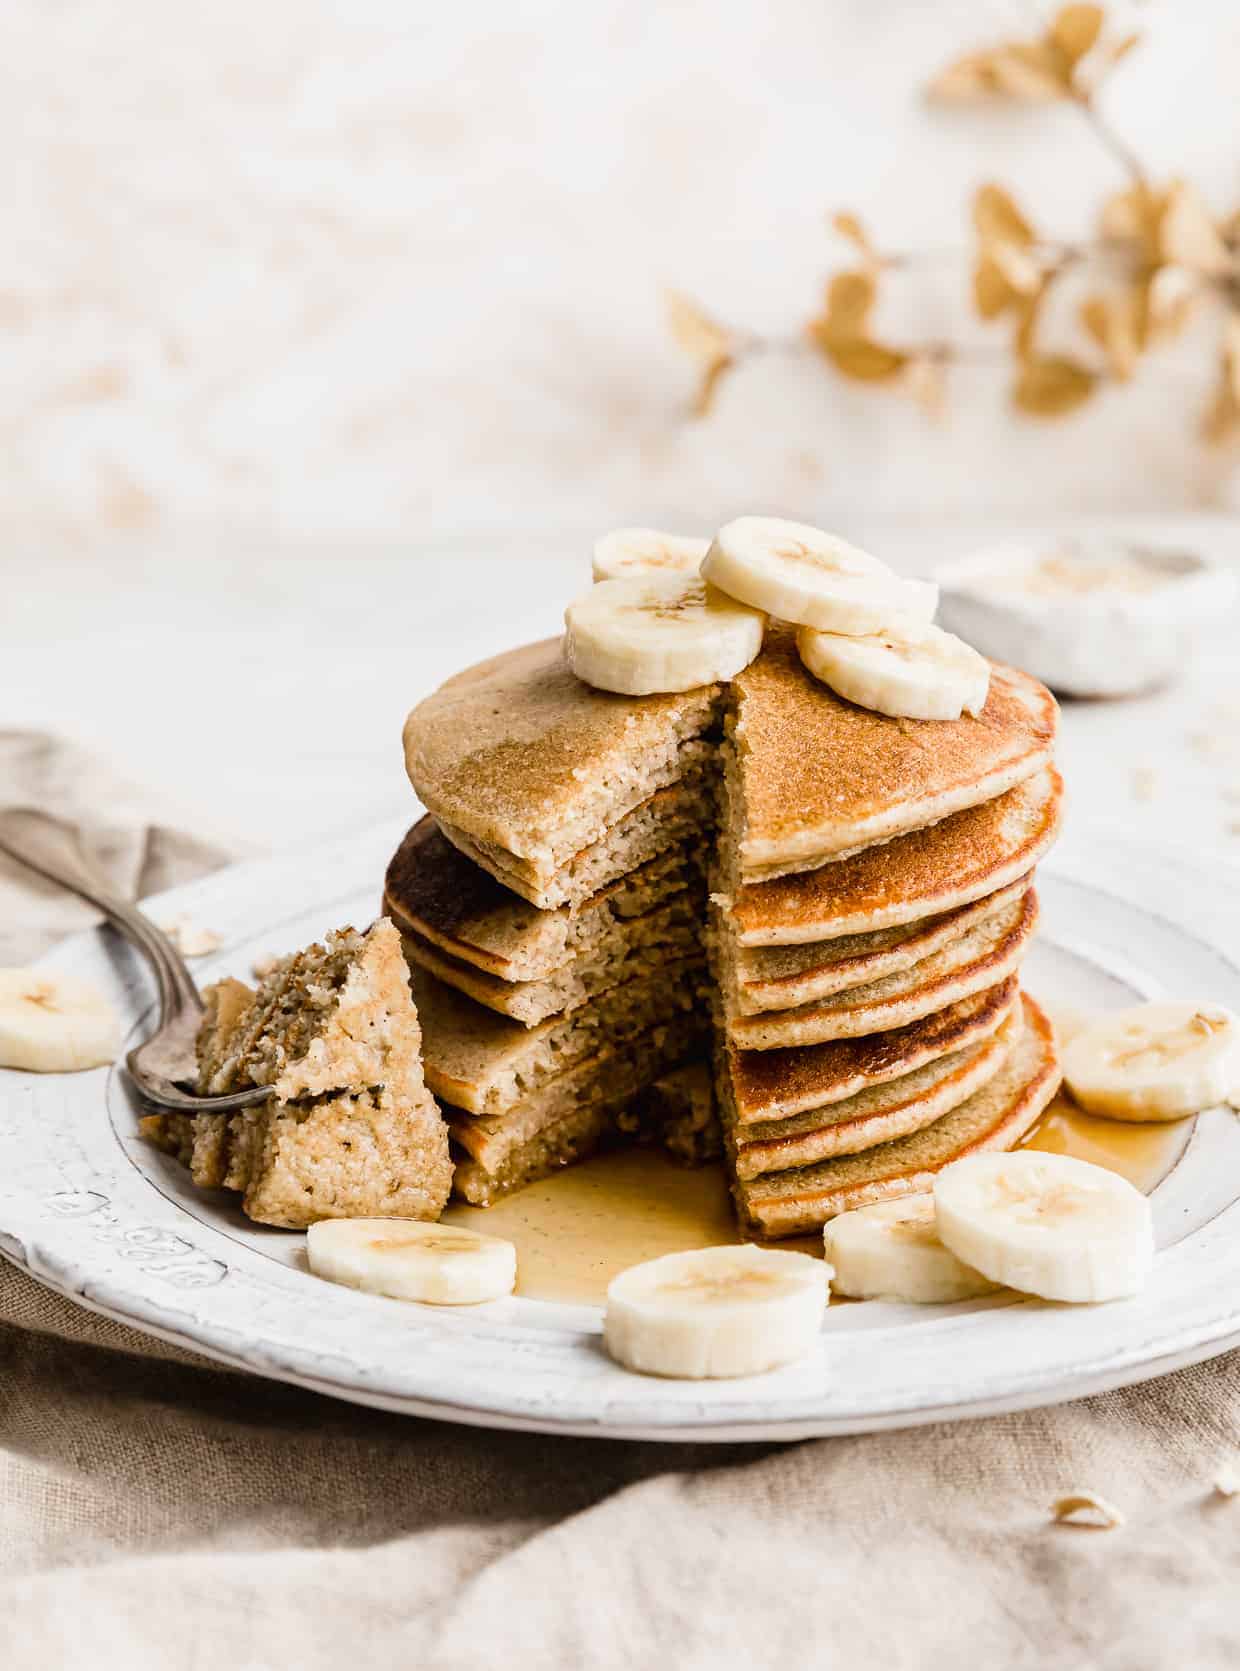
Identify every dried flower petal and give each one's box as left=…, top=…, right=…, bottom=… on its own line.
left=823, top=270, right=878, bottom=335
left=926, top=51, right=996, bottom=102
left=1052, top=1491, right=1125, bottom=1529
left=831, top=212, right=879, bottom=267
left=973, top=254, right=1018, bottom=320
left=1159, top=181, right=1231, bottom=277
left=1104, top=32, right=1142, bottom=71
left=1014, top=355, right=1096, bottom=417
left=1146, top=265, right=1198, bottom=344
left=906, top=356, right=947, bottom=418
left=990, top=41, right=1073, bottom=99
left=974, top=184, right=1036, bottom=249
left=823, top=339, right=909, bottom=382
left=1013, top=285, right=1050, bottom=361
left=666, top=291, right=736, bottom=417
left=1202, top=316, right=1240, bottom=446
left=1080, top=291, right=1142, bottom=380
left=1050, top=5, right=1104, bottom=66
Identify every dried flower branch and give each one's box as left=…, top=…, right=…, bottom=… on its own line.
left=665, top=291, right=739, bottom=418
left=668, top=4, right=1240, bottom=444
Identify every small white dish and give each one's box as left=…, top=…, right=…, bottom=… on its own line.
left=934, top=538, right=1238, bottom=698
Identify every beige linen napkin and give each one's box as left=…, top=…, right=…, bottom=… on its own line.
left=3, top=730, right=1240, bottom=1671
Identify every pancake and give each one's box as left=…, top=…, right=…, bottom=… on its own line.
left=435, top=757, right=717, bottom=911
left=734, top=992, right=1060, bottom=1236
left=728, top=976, right=1019, bottom=1124
left=448, top=1019, right=700, bottom=1176
left=727, top=1002, right=1022, bottom=1179
left=410, top=956, right=707, bottom=1116
left=727, top=889, right=1037, bottom=1049
left=725, top=764, right=1061, bottom=947
left=452, top=1099, right=616, bottom=1207
left=385, top=818, right=697, bottom=981
left=727, top=626, right=1058, bottom=882
left=717, top=875, right=1031, bottom=1017
left=399, top=894, right=703, bottom=1026
left=617, top=1061, right=720, bottom=1165
left=403, top=636, right=721, bottom=894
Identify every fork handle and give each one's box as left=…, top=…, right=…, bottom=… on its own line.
left=0, top=807, right=203, bottom=1024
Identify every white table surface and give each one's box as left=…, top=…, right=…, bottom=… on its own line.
left=7, top=517, right=1240, bottom=862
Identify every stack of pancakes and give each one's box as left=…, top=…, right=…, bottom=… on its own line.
left=388, top=625, right=1063, bottom=1232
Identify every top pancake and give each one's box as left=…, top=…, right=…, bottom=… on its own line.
left=725, top=763, right=1062, bottom=946
left=728, top=625, right=1058, bottom=883
left=402, top=631, right=1056, bottom=901
left=403, top=637, right=720, bottom=885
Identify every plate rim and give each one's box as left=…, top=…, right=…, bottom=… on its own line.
left=4, top=817, right=1240, bottom=1442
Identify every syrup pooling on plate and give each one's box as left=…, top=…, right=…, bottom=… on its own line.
left=440, top=1148, right=741, bottom=1305
left=437, top=1078, right=1192, bottom=1308
left=1021, top=1093, right=1193, bottom=1194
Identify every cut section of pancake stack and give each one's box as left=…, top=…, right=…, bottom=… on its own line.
left=387, top=647, right=723, bottom=1204
left=392, top=526, right=1064, bottom=1235
left=713, top=628, right=1062, bottom=1234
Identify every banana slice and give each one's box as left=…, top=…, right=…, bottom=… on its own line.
left=0, top=968, right=120, bottom=1072
left=933, top=1151, right=1154, bottom=1304
left=592, top=527, right=709, bottom=582
left=603, top=1243, right=830, bottom=1379
left=797, top=617, right=991, bottom=721
left=823, top=1194, right=998, bottom=1304
left=307, top=1218, right=517, bottom=1305
left=701, top=515, right=937, bottom=635
left=565, top=574, right=765, bottom=695
left=1062, top=1001, right=1240, bottom=1122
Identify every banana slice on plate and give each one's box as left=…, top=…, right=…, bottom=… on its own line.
left=933, top=1151, right=1154, bottom=1304
left=592, top=527, right=709, bottom=582
left=823, top=1194, right=998, bottom=1304
left=0, top=969, right=120, bottom=1072
left=1062, top=1001, right=1240, bottom=1122
left=603, top=1244, right=830, bottom=1379
left=797, top=617, right=991, bottom=721
left=307, top=1218, right=517, bottom=1305
left=565, top=574, right=765, bottom=695
left=701, top=515, right=937, bottom=635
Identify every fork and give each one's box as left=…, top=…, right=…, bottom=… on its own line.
left=0, top=808, right=269, bottom=1113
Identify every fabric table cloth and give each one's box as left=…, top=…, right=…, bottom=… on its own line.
left=2, top=730, right=1238, bottom=1670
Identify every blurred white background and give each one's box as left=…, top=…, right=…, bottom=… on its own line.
left=7, top=0, right=1240, bottom=551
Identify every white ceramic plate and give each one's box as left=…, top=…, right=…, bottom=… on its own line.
left=3, top=819, right=1240, bottom=1442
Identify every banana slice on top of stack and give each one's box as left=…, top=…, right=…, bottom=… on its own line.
left=592, top=527, right=710, bottom=582
left=566, top=516, right=983, bottom=720
left=565, top=573, right=765, bottom=696
left=701, top=516, right=938, bottom=636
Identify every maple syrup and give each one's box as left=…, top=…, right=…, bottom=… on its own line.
left=441, top=1148, right=742, bottom=1304
left=439, top=1005, right=1194, bottom=1306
